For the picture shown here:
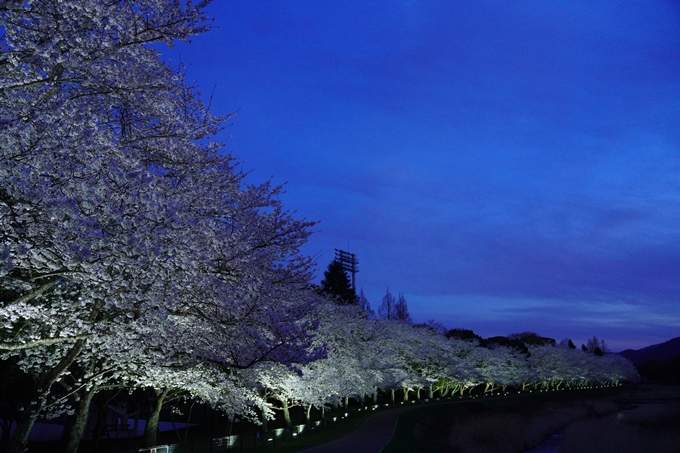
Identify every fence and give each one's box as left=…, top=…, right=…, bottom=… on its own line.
left=138, top=445, right=170, bottom=453
left=211, top=419, right=330, bottom=451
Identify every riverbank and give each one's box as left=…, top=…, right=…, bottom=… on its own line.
left=558, top=384, right=680, bottom=453
left=382, top=384, right=680, bottom=453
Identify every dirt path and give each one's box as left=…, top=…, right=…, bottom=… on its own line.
left=298, top=405, right=414, bottom=453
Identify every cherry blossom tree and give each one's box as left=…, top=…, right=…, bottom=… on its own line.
left=597, top=353, right=638, bottom=385
left=445, top=338, right=486, bottom=395
left=249, top=303, right=379, bottom=429
left=483, top=346, right=534, bottom=392
left=1, top=2, right=321, bottom=451
left=403, top=325, right=470, bottom=399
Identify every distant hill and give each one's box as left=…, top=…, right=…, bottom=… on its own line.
left=619, top=337, right=680, bottom=365
left=619, top=337, right=680, bottom=382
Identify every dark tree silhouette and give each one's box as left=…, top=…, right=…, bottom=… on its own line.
left=584, top=336, right=608, bottom=355
left=507, top=332, right=556, bottom=347
left=320, top=259, right=358, bottom=305
left=378, top=288, right=411, bottom=322
left=560, top=338, right=577, bottom=349
left=395, top=292, right=412, bottom=323
left=358, top=288, right=375, bottom=318
left=378, top=287, right=396, bottom=319
left=485, top=336, right=530, bottom=355
left=424, top=319, right=447, bottom=335
left=446, top=328, right=483, bottom=343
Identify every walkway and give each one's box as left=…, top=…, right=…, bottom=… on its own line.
left=299, top=405, right=414, bottom=453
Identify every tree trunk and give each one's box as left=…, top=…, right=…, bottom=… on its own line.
left=281, top=399, right=291, bottom=429
left=143, top=388, right=170, bottom=448
left=92, top=390, right=121, bottom=452
left=403, top=389, right=409, bottom=401
left=91, top=401, right=107, bottom=451
left=61, top=409, right=75, bottom=441
left=416, top=388, right=421, bottom=399
left=2, top=417, right=12, bottom=441
left=261, top=407, right=268, bottom=432
left=185, top=401, right=196, bottom=442
left=6, top=404, right=42, bottom=453
left=343, top=396, right=348, bottom=409
left=390, top=389, right=395, bottom=403
left=7, top=336, right=90, bottom=453
left=169, top=407, right=181, bottom=441
left=450, top=383, right=459, bottom=396
left=305, top=404, right=312, bottom=424
left=64, top=384, right=98, bottom=453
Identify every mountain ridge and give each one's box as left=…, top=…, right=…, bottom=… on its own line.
left=619, top=336, right=680, bottom=366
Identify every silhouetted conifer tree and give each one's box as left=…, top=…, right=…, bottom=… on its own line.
left=320, top=259, right=358, bottom=305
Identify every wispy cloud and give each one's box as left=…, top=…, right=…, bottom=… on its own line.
left=170, top=0, right=680, bottom=350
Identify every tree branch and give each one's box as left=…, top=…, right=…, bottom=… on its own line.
left=0, top=335, right=90, bottom=351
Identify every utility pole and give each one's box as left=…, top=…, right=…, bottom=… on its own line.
left=334, top=249, right=359, bottom=291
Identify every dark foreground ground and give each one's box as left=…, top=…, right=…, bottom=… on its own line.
left=8, top=383, right=679, bottom=453
left=557, top=385, right=680, bottom=453
left=382, top=383, right=680, bottom=453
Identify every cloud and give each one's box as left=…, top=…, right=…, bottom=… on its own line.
left=407, top=293, right=680, bottom=350
left=169, top=0, right=680, bottom=350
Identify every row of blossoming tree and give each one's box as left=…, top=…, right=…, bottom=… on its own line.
left=251, top=303, right=638, bottom=431
left=0, top=2, right=637, bottom=452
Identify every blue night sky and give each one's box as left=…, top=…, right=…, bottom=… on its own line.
left=165, top=1, right=680, bottom=351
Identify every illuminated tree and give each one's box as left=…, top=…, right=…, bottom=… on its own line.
left=0, top=1, right=318, bottom=451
